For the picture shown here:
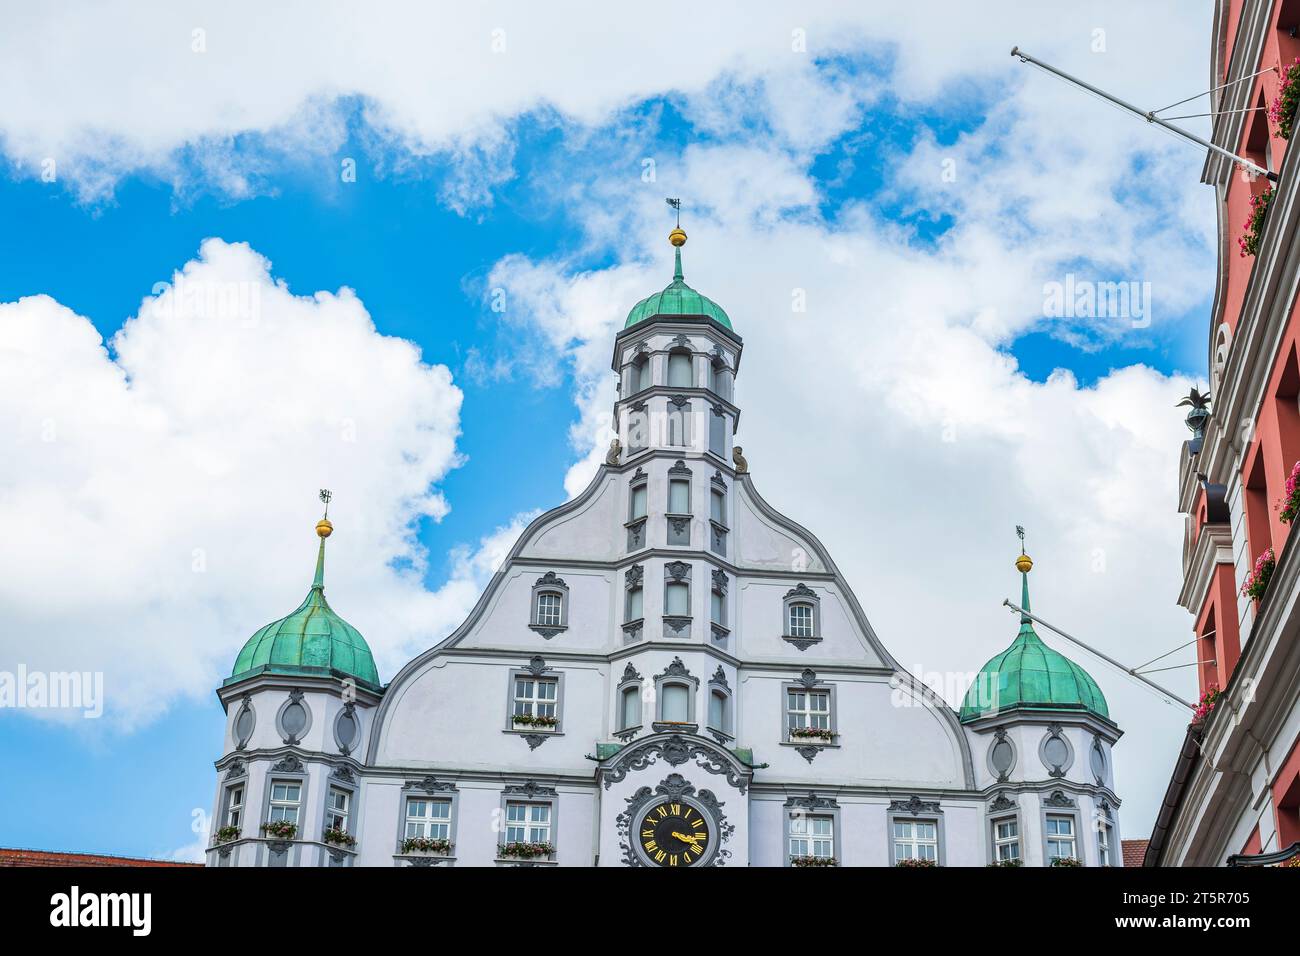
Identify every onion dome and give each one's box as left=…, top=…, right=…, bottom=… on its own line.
left=959, top=551, right=1108, bottom=722
left=624, top=229, right=732, bottom=330
left=227, top=514, right=381, bottom=691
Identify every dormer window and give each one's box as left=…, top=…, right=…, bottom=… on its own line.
left=782, top=584, right=822, bottom=651
left=529, top=572, right=569, bottom=639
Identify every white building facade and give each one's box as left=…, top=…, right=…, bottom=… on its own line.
left=207, top=231, right=1125, bottom=867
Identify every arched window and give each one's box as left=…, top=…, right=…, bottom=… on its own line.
left=667, top=350, right=693, bottom=388
left=529, top=572, right=569, bottom=638
left=782, top=584, right=822, bottom=650
left=634, top=354, right=651, bottom=393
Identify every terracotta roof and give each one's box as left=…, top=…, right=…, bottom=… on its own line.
left=0, top=848, right=200, bottom=868
left=1122, top=839, right=1149, bottom=868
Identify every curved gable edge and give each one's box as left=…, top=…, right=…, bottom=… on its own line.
left=739, top=475, right=975, bottom=788
left=364, top=464, right=614, bottom=763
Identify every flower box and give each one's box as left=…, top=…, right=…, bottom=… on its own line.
left=1050, top=856, right=1082, bottom=867
left=400, top=837, right=452, bottom=855
left=511, top=714, right=559, bottom=729
left=499, top=841, right=555, bottom=860
left=790, top=855, right=838, bottom=867
left=212, top=825, right=241, bottom=846
left=788, top=728, right=834, bottom=743
left=1271, top=58, right=1300, bottom=140
left=322, top=826, right=356, bottom=848
left=260, top=820, right=298, bottom=840
left=895, top=857, right=938, bottom=868
left=1281, top=461, right=1300, bottom=524
left=1191, top=684, right=1221, bottom=728
left=1240, top=548, right=1275, bottom=603
left=988, top=858, right=1023, bottom=868
left=1239, top=187, right=1273, bottom=258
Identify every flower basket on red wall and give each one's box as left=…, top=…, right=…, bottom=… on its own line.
left=1239, top=188, right=1274, bottom=258
left=1271, top=58, right=1300, bottom=140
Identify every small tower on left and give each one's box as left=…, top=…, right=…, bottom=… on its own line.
left=207, top=491, right=382, bottom=867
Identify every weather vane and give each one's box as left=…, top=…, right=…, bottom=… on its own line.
left=1015, top=524, right=1026, bottom=553
left=320, top=488, right=332, bottom=518
left=665, top=197, right=681, bottom=227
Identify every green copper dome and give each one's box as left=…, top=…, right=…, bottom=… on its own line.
left=624, top=245, right=732, bottom=330
left=959, top=557, right=1108, bottom=723
left=227, top=522, right=381, bottom=691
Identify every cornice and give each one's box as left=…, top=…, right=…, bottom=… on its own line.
left=1203, top=0, right=1273, bottom=186
left=1177, top=523, right=1233, bottom=612
left=1204, top=133, right=1300, bottom=485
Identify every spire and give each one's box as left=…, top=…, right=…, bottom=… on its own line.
left=313, top=489, right=333, bottom=590
left=666, top=196, right=687, bottom=282
left=1014, top=524, right=1033, bottom=626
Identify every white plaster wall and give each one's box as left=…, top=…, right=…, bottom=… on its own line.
left=737, top=672, right=965, bottom=787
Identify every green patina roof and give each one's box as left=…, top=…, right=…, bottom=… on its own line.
left=227, top=530, right=381, bottom=691
left=959, top=563, right=1108, bottom=722
left=624, top=246, right=732, bottom=330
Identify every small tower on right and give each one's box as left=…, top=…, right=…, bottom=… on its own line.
left=959, top=530, right=1124, bottom=866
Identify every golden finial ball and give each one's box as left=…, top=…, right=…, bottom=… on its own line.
left=1015, top=554, right=1033, bottom=574
left=316, top=519, right=334, bottom=538
left=669, top=227, right=687, bottom=247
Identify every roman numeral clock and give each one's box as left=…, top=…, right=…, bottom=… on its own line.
left=638, top=800, right=712, bottom=867
left=617, top=771, right=734, bottom=867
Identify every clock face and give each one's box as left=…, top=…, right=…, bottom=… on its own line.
left=638, top=799, right=712, bottom=867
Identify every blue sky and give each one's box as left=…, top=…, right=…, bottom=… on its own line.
left=0, top=3, right=1215, bottom=856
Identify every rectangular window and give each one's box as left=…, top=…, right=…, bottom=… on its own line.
left=625, top=585, right=643, bottom=622
left=993, top=817, right=1020, bottom=862
left=667, top=352, right=693, bottom=388
left=225, top=784, right=244, bottom=829
left=710, top=590, right=724, bottom=626
left=268, top=780, right=301, bottom=825
left=665, top=581, right=690, bottom=616
left=404, top=798, right=451, bottom=840
left=667, top=401, right=691, bottom=447
left=709, top=409, right=725, bottom=455
left=325, top=787, right=350, bottom=831
left=1098, top=823, right=1112, bottom=866
left=786, top=688, right=831, bottom=731
left=513, top=677, right=559, bottom=719
left=535, top=592, right=562, bottom=627
left=668, top=479, right=690, bottom=514
left=630, top=484, right=648, bottom=520
left=893, top=819, right=938, bottom=862
left=621, top=686, right=641, bottom=729
left=790, top=814, right=834, bottom=859
left=661, top=684, right=690, bottom=723
left=1045, top=815, right=1076, bottom=862
left=505, top=802, right=552, bottom=843
left=710, top=490, right=725, bottom=524
left=708, top=690, right=725, bottom=731
left=788, top=603, right=814, bottom=638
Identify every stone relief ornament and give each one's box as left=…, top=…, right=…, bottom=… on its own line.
left=890, top=795, right=941, bottom=816
left=403, top=776, right=457, bottom=793
left=600, top=734, right=750, bottom=793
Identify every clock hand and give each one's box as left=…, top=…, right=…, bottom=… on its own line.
left=671, top=831, right=702, bottom=848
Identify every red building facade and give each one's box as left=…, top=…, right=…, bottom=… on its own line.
left=1151, top=0, right=1300, bottom=865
